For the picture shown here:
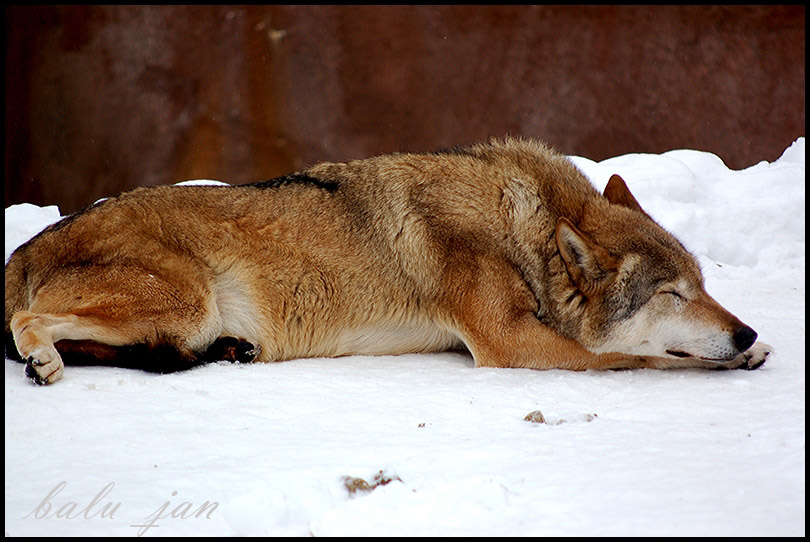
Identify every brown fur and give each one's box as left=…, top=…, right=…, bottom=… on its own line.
left=5, top=137, right=769, bottom=384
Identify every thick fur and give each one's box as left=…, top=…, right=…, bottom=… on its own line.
left=4, top=137, right=770, bottom=384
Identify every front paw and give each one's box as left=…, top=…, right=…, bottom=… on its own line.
left=717, top=342, right=772, bottom=371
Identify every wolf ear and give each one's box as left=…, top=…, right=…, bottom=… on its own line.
left=555, top=217, right=617, bottom=290
left=603, top=174, right=648, bottom=216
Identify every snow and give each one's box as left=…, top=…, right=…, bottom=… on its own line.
left=4, top=138, right=805, bottom=536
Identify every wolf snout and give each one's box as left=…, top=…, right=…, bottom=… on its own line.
left=733, top=325, right=757, bottom=353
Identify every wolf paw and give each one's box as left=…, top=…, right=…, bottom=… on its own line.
left=204, top=337, right=262, bottom=363
left=23, top=348, right=65, bottom=385
left=717, top=342, right=772, bottom=371
left=231, top=340, right=261, bottom=363
left=737, top=342, right=772, bottom=370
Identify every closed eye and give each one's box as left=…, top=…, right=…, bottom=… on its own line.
left=660, top=290, right=685, bottom=300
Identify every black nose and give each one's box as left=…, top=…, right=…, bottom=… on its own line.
left=733, top=326, right=758, bottom=352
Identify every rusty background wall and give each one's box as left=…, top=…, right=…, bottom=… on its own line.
left=5, top=5, right=805, bottom=213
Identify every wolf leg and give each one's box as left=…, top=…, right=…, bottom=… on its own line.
left=10, top=265, right=220, bottom=384
left=10, top=307, right=214, bottom=385
left=445, top=255, right=654, bottom=370
left=611, top=342, right=772, bottom=371
left=463, top=312, right=771, bottom=371
left=461, top=311, right=658, bottom=370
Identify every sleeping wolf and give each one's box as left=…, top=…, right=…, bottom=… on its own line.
left=4, top=137, right=770, bottom=384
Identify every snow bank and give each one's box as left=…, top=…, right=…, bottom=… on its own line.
left=570, top=137, right=805, bottom=279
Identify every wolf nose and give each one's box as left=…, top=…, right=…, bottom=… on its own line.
left=733, top=326, right=758, bottom=352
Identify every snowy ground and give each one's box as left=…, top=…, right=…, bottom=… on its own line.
left=4, top=138, right=805, bottom=536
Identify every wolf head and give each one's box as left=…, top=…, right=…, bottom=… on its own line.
left=554, top=175, right=758, bottom=363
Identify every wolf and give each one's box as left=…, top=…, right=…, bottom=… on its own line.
left=5, top=137, right=770, bottom=385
